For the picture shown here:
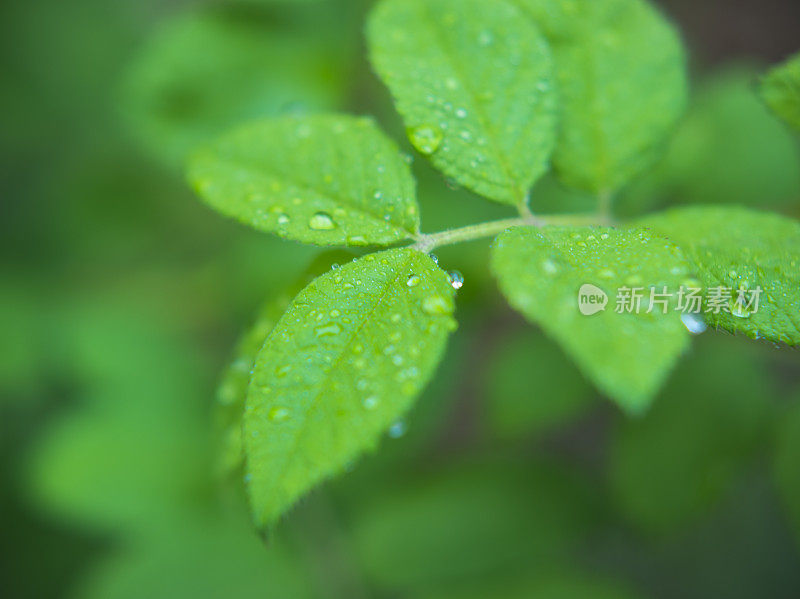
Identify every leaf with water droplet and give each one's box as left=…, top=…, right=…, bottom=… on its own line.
left=214, top=251, right=355, bottom=478
left=244, top=248, right=456, bottom=526
left=515, top=0, right=688, bottom=194
left=491, top=226, right=693, bottom=413
left=188, top=114, right=419, bottom=246
left=637, top=206, right=800, bottom=345
left=760, top=51, right=800, bottom=132
left=367, top=0, right=558, bottom=205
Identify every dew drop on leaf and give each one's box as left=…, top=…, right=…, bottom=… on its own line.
left=268, top=407, right=290, bottom=423
left=406, top=274, right=421, bottom=287
left=408, top=124, right=443, bottom=155
left=308, top=212, right=336, bottom=230
left=388, top=420, right=407, bottom=438
left=315, top=323, right=342, bottom=337
left=680, top=312, right=708, bottom=335
left=363, top=396, right=379, bottom=410
left=422, top=295, right=454, bottom=316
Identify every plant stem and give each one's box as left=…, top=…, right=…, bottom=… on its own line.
left=412, top=212, right=602, bottom=252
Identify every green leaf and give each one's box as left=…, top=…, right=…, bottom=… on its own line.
left=491, top=226, right=692, bottom=413
left=639, top=206, right=800, bottom=345
left=516, top=0, right=688, bottom=194
left=619, top=67, right=800, bottom=213
left=484, top=331, right=593, bottom=440
left=367, top=0, right=558, bottom=205
left=121, top=11, right=349, bottom=166
left=215, top=251, right=355, bottom=477
left=244, top=249, right=456, bottom=526
left=188, top=114, right=420, bottom=246
left=760, top=51, right=800, bottom=131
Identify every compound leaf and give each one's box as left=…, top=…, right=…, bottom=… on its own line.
left=639, top=206, right=800, bottom=345
left=491, top=226, right=693, bottom=413
left=244, top=249, right=456, bottom=526
left=760, top=51, right=800, bottom=132
left=367, top=0, right=558, bottom=206
left=516, top=0, right=688, bottom=194
left=188, top=115, right=419, bottom=246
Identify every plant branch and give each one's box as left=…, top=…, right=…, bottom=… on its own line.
left=412, top=212, right=602, bottom=252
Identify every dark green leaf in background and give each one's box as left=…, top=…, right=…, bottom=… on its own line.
left=515, top=0, right=688, bottom=195
left=760, top=51, right=800, bottom=132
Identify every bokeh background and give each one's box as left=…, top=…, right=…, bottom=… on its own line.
left=2, top=0, right=800, bottom=597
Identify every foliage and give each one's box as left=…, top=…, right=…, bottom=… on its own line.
left=6, top=0, right=800, bottom=597
left=183, top=0, right=800, bottom=525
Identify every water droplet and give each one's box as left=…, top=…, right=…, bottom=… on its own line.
left=729, top=298, right=753, bottom=319
left=268, top=407, right=290, bottom=423
left=455, top=108, right=468, bottom=118
left=448, top=270, right=464, bottom=290
left=409, top=124, right=443, bottom=155
left=309, top=212, right=336, bottom=230
left=315, top=323, right=342, bottom=337
left=406, top=274, right=421, bottom=287
left=542, top=259, right=559, bottom=275
left=680, top=313, right=707, bottom=335
left=388, top=420, right=407, bottom=438
left=363, top=396, right=379, bottom=410
left=478, top=30, right=493, bottom=46
left=277, top=213, right=290, bottom=225
left=422, top=295, right=454, bottom=316
left=275, top=364, right=291, bottom=378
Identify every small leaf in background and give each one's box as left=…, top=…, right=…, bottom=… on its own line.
left=367, top=0, right=558, bottom=206
left=349, top=460, right=599, bottom=593
left=609, top=335, right=772, bottom=535
left=244, top=249, right=457, bottom=526
left=491, top=226, right=692, bottom=413
left=121, top=11, right=350, bottom=166
left=639, top=206, right=800, bottom=345
left=484, top=331, right=593, bottom=440
left=516, top=0, right=688, bottom=195
left=72, top=517, right=314, bottom=599
left=774, top=399, right=800, bottom=548
left=26, top=299, right=209, bottom=537
left=188, top=114, right=419, bottom=246
left=760, top=51, right=800, bottom=132
left=620, top=67, right=800, bottom=214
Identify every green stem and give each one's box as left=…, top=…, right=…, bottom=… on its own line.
left=412, top=212, right=602, bottom=252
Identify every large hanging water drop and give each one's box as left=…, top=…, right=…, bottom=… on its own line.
left=408, top=125, right=443, bottom=155
left=448, top=270, right=464, bottom=290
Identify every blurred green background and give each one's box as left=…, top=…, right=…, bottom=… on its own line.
left=2, top=0, right=800, bottom=597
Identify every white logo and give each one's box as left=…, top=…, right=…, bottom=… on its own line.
left=578, top=284, right=608, bottom=316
